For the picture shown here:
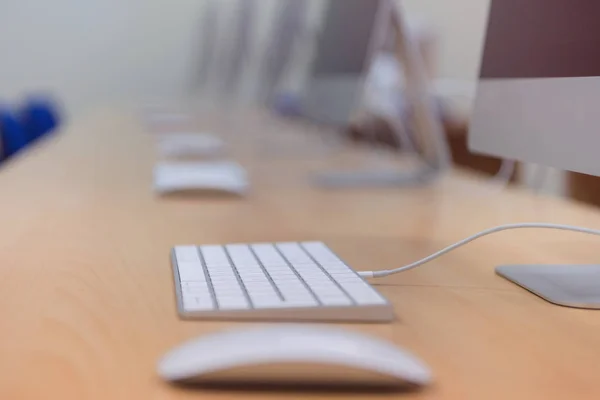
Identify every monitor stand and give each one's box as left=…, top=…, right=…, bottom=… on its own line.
left=496, top=265, right=600, bottom=309
left=312, top=0, right=451, bottom=189
left=312, top=165, right=438, bottom=188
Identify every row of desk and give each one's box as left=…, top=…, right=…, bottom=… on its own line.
left=1, top=109, right=599, bottom=399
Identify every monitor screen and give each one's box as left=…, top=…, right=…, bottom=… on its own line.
left=480, top=0, right=600, bottom=80
left=469, top=0, right=600, bottom=177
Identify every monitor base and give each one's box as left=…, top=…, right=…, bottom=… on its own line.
left=313, top=167, right=438, bottom=188
left=496, top=265, right=600, bottom=309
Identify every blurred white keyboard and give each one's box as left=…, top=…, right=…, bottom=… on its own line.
left=171, top=242, right=393, bottom=322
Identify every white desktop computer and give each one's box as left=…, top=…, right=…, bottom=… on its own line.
left=470, top=0, right=600, bottom=176
left=470, top=0, right=600, bottom=308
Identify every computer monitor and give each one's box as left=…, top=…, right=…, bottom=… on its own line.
left=304, top=0, right=382, bottom=125
left=469, top=0, right=600, bottom=309
left=469, top=0, right=600, bottom=177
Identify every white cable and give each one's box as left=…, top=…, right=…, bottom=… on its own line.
left=358, top=223, right=600, bottom=278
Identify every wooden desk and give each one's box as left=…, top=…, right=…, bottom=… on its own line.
left=2, top=109, right=600, bottom=400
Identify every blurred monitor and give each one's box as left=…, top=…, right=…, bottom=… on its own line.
left=469, top=0, right=600, bottom=177
left=303, top=0, right=382, bottom=125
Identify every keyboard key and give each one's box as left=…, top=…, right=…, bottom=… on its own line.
left=236, top=265, right=263, bottom=272
left=177, top=262, right=206, bottom=281
left=353, top=294, right=387, bottom=305
left=175, top=246, right=201, bottom=262
left=209, top=272, right=236, bottom=279
left=225, top=244, right=255, bottom=257
left=265, top=272, right=298, bottom=280
left=276, top=243, right=313, bottom=263
left=278, top=288, right=313, bottom=299
left=214, top=284, right=243, bottom=294
left=338, top=280, right=372, bottom=290
left=245, top=281, right=275, bottom=289
left=237, top=271, right=268, bottom=279
left=217, top=301, right=249, bottom=310
left=284, top=295, right=317, bottom=305
left=342, top=285, right=386, bottom=304
left=238, top=277, right=271, bottom=285
left=253, top=301, right=285, bottom=309
left=275, top=281, right=308, bottom=289
left=251, top=244, right=285, bottom=262
left=201, top=245, right=231, bottom=265
left=250, top=293, right=280, bottom=302
left=182, top=286, right=210, bottom=295
left=324, top=266, right=353, bottom=274
left=320, top=296, right=353, bottom=306
left=302, top=242, right=341, bottom=262
left=284, top=298, right=319, bottom=307
left=212, top=283, right=243, bottom=293
left=181, top=281, right=206, bottom=288
left=183, top=295, right=214, bottom=311
left=247, top=289, right=278, bottom=298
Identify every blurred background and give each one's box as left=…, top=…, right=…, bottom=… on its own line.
left=0, top=0, right=483, bottom=112
left=1, top=0, right=595, bottom=203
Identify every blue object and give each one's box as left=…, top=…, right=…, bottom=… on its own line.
left=0, top=108, right=28, bottom=159
left=22, top=97, right=60, bottom=142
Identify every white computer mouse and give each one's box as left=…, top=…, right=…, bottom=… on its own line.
left=153, top=161, right=249, bottom=196
left=157, top=132, right=225, bottom=158
left=158, top=325, right=432, bottom=389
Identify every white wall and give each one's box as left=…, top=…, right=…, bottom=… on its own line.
left=401, top=0, right=491, bottom=114
left=403, top=0, right=490, bottom=83
left=0, top=0, right=206, bottom=115
left=0, top=0, right=329, bottom=116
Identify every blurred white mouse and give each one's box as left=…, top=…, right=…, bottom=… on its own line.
left=154, top=161, right=249, bottom=196
left=158, top=325, right=432, bottom=389
left=157, top=132, right=225, bottom=158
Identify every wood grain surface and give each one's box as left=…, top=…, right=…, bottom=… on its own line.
left=1, top=108, right=600, bottom=400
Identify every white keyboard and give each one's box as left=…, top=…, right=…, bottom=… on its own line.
left=171, top=242, right=393, bottom=322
